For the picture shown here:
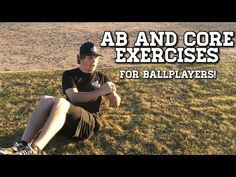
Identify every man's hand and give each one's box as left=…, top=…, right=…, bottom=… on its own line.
left=106, top=91, right=121, bottom=107
left=99, top=82, right=116, bottom=96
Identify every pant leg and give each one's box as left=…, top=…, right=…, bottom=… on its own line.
left=58, top=103, right=99, bottom=141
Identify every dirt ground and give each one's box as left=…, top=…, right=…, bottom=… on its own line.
left=0, top=22, right=235, bottom=72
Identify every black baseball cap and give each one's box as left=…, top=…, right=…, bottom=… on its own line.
left=79, top=42, right=103, bottom=57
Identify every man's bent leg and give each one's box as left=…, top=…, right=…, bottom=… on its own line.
left=21, top=95, right=56, bottom=143
left=32, top=98, right=70, bottom=150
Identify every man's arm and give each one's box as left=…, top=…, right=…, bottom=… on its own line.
left=65, top=82, right=115, bottom=104
left=106, top=91, right=121, bottom=107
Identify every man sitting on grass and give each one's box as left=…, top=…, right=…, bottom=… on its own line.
left=0, top=41, right=121, bottom=155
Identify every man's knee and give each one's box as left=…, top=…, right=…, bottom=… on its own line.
left=39, top=95, right=56, bottom=105
left=40, top=95, right=55, bottom=101
left=55, top=98, right=70, bottom=111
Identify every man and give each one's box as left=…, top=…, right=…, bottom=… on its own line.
left=0, top=41, right=121, bottom=155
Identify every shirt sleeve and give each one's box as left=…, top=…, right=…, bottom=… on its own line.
left=62, top=71, right=77, bottom=94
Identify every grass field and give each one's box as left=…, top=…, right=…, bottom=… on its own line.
left=0, top=61, right=236, bottom=155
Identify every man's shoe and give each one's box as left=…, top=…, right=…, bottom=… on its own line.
left=0, top=142, right=26, bottom=155
left=14, top=145, right=42, bottom=155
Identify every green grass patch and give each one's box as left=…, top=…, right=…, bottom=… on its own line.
left=0, top=62, right=236, bottom=154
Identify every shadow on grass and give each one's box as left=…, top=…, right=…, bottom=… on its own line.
left=0, top=129, right=24, bottom=147
left=43, top=132, right=108, bottom=155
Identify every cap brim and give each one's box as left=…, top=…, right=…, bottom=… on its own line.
left=93, top=53, right=103, bottom=58
left=79, top=52, right=103, bottom=58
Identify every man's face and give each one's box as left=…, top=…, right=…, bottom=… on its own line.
left=80, top=55, right=99, bottom=73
